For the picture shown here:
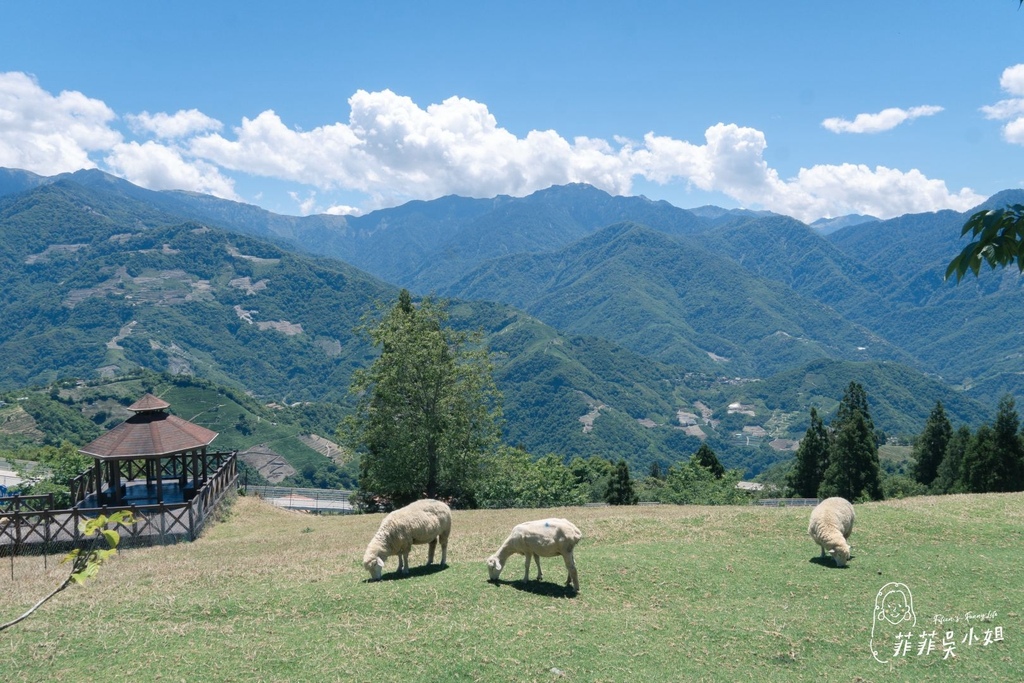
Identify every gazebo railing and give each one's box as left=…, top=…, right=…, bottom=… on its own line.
left=1, top=452, right=238, bottom=555
left=0, top=493, right=55, bottom=514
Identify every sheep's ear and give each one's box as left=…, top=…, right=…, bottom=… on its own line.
left=376, top=558, right=385, bottom=568
left=828, top=549, right=836, bottom=557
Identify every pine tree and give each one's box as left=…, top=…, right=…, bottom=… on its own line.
left=819, top=382, right=883, bottom=501
left=648, top=461, right=664, bottom=480
left=834, top=382, right=874, bottom=437
left=604, top=459, right=638, bottom=505
left=992, top=394, right=1024, bottom=492
left=787, top=408, right=830, bottom=497
left=933, top=425, right=971, bottom=494
left=912, top=401, right=953, bottom=487
left=962, top=424, right=999, bottom=493
left=692, top=442, right=725, bottom=479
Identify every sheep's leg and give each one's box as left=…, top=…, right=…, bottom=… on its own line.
left=427, top=538, right=437, bottom=565
left=438, top=530, right=448, bottom=567
left=563, top=551, right=579, bottom=592
left=399, top=551, right=410, bottom=574
left=523, top=553, right=533, bottom=581
left=534, top=555, right=543, bottom=582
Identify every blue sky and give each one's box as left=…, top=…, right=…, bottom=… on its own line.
left=2, top=1, right=1022, bottom=222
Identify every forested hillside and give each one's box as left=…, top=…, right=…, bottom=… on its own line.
left=0, top=169, right=1013, bottom=478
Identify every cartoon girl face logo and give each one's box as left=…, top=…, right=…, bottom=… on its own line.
left=871, top=582, right=916, bottom=664
left=880, top=587, right=914, bottom=625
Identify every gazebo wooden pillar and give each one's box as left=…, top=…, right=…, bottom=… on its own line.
left=77, top=394, right=219, bottom=507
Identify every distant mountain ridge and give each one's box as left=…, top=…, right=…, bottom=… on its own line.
left=0, top=167, right=1015, bottom=476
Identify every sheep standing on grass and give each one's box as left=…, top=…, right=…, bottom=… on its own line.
left=808, top=497, right=855, bottom=567
left=362, top=499, right=451, bottom=581
left=486, top=518, right=582, bottom=591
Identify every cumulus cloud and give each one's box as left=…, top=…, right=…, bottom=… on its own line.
left=105, top=141, right=238, bottom=199
left=0, top=71, right=984, bottom=222
left=981, top=64, right=1024, bottom=145
left=822, top=105, right=944, bottom=134
left=628, top=123, right=980, bottom=220
left=126, top=109, right=223, bottom=139
left=324, top=204, right=361, bottom=216
left=0, top=71, right=121, bottom=175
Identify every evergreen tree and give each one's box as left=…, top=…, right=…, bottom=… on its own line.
left=692, top=442, right=725, bottom=479
left=787, top=407, right=831, bottom=497
left=933, top=425, right=971, bottom=494
left=604, top=459, right=638, bottom=505
left=992, top=394, right=1024, bottom=492
left=648, top=461, right=664, bottom=480
left=820, top=383, right=883, bottom=501
left=346, top=290, right=502, bottom=507
left=911, top=401, right=953, bottom=487
left=962, top=424, right=999, bottom=493
left=834, top=382, right=874, bottom=439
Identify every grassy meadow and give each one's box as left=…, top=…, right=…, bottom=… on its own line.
left=1, top=493, right=1020, bottom=682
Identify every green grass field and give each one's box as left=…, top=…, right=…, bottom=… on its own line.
left=1, top=493, right=1020, bottom=682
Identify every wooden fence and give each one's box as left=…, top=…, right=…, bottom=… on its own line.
left=0, top=452, right=237, bottom=559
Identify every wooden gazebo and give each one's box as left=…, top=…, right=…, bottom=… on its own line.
left=76, top=394, right=220, bottom=507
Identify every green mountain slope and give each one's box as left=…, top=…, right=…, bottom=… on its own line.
left=0, top=180, right=393, bottom=400
left=446, top=222, right=910, bottom=376
left=0, top=179, right=722, bottom=474
left=730, top=358, right=990, bottom=436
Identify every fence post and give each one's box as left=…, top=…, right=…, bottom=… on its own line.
left=159, top=504, right=167, bottom=546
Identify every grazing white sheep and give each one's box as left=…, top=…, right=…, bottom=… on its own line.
left=362, top=499, right=451, bottom=581
left=486, top=518, right=582, bottom=591
left=808, top=497, right=855, bottom=567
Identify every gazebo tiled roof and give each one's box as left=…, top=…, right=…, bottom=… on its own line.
left=128, top=394, right=171, bottom=412
left=79, top=393, right=218, bottom=460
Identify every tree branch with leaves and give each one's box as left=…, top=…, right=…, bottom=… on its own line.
left=0, top=510, right=135, bottom=632
left=946, top=204, right=1024, bottom=282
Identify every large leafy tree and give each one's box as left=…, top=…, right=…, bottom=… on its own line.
left=787, top=407, right=831, bottom=498
left=346, top=289, right=502, bottom=507
left=819, top=382, right=883, bottom=501
left=912, top=401, right=953, bottom=487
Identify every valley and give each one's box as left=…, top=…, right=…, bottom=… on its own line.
left=0, top=169, right=1014, bottom=479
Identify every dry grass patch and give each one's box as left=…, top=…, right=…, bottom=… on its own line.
left=1, top=494, right=1021, bottom=682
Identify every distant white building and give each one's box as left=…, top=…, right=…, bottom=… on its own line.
left=728, top=402, right=756, bottom=416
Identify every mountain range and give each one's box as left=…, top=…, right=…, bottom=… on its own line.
left=0, top=167, right=1015, bottom=476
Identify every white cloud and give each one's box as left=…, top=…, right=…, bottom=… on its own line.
left=324, top=204, right=361, bottom=216
left=288, top=190, right=319, bottom=215
left=0, top=71, right=985, bottom=222
left=105, top=140, right=238, bottom=199
left=982, top=64, right=1024, bottom=145
left=0, top=71, right=121, bottom=175
left=126, top=109, right=223, bottom=139
left=822, top=105, right=944, bottom=134
left=629, top=123, right=981, bottom=220
left=999, top=64, right=1024, bottom=96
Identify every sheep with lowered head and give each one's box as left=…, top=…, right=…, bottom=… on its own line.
left=808, top=497, right=855, bottom=567
left=362, top=498, right=451, bottom=581
left=486, top=518, right=582, bottom=591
